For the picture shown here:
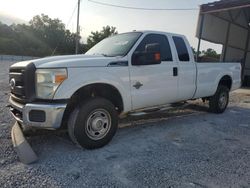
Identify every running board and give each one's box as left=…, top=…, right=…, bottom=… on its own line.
left=129, top=102, right=188, bottom=117
left=129, top=106, right=171, bottom=116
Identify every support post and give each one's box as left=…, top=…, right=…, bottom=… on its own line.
left=242, top=29, right=250, bottom=82
left=75, top=0, right=81, bottom=54
left=196, top=14, right=205, bottom=62
left=222, top=22, right=231, bottom=62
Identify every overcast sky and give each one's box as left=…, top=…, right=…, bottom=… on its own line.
left=0, top=0, right=221, bottom=51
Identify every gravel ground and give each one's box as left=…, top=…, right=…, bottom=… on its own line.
left=0, top=60, right=250, bottom=188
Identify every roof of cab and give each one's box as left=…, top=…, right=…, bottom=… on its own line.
left=130, top=30, right=185, bottom=38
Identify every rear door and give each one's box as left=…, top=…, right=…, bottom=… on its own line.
left=172, top=36, right=196, bottom=100
left=129, top=33, right=179, bottom=110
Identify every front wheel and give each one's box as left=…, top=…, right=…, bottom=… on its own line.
left=209, top=85, right=229, bottom=113
left=68, top=97, right=118, bottom=149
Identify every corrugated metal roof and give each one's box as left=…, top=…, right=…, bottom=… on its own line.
left=201, top=0, right=250, bottom=13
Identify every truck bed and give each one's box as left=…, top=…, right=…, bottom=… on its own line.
left=194, top=62, right=242, bottom=99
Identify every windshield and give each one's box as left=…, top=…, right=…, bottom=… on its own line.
left=86, top=32, right=142, bottom=57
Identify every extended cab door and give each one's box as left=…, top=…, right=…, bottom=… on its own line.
left=129, top=33, right=178, bottom=110
left=172, top=36, right=196, bottom=100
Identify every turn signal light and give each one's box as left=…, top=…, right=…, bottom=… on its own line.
left=55, top=74, right=67, bottom=84
left=154, top=53, right=161, bottom=61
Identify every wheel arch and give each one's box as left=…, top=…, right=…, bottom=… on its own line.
left=61, top=83, right=124, bottom=129
left=218, top=75, right=232, bottom=90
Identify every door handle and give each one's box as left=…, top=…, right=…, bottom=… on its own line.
left=133, top=81, right=143, bottom=89
left=173, top=67, right=178, bottom=76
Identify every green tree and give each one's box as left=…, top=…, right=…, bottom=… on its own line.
left=191, top=47, right=200, bottom=59
left=86, top=26, right=118, bottom=50
left=0, top=14, right=84, bottom=56
left=200, top=48, right=221, bottom=62
left=0, top=16, right=118, bottom=56
left=12, top=23, right=51, bottom=56
left=201, top=48, right=219, bottom=58
left=29, top=14, right=78, bottom=55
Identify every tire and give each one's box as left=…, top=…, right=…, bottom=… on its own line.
left=68, top=97, right=118, bottom=149
left=209, top=85, right=229, bottom=113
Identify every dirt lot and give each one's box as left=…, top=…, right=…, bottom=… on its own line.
left=0, top=60, right=250, bottom=188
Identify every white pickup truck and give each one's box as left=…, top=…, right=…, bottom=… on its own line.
left=9, top=30, right=241, bottom=150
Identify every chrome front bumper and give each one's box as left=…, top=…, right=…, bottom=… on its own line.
left=9, top=97, right=67, bottom=129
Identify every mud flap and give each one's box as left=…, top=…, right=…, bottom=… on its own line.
left=11, top=122, right=38, bottom=164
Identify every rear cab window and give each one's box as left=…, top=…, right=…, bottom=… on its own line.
left=173, top=36, right=190, bottom=62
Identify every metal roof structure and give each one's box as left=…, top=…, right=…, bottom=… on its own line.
left=200, top=0, right=250, bottom=14
left=196, top=0, right=250, bottom=85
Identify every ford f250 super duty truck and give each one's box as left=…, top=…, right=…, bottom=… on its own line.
left=9, top=30, right=241, bottom=152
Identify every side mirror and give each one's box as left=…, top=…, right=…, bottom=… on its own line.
left=132, top=43, right=161, bottom=66
left=145, top=43, right=160, bottom=53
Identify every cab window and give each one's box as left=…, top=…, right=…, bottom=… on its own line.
left=134, top=34, right=173, bottom=62
left=173, top=36, right=190, bottom=61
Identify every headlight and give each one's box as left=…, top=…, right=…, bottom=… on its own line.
left=36, top=68, right=67, bottom=99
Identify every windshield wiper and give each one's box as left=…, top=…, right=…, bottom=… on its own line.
left=101, top=53, right=110, bottom=57
left=92, top=53, right=118, bottom=57
left=92, top=53, right=110, bottom=57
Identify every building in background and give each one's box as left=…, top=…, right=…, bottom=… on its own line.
left=196, top=0, right=250, bottom=86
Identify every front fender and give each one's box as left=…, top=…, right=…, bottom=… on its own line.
left=53, top=67, right=132, bottom=112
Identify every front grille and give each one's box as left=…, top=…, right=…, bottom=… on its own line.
left=9, top=68, right=25, bottom=99
left=9, top=63, right=36, bottom=104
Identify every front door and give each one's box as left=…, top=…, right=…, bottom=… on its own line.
left=129, top=33, right=178, bottom=110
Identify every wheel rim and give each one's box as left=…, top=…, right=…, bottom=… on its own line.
left=218, top=92, right=228, bottom=109
left=85, top=109, right=111, bottom=140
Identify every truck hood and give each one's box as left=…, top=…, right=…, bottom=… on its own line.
left=12, top=54, right=124, bottom=68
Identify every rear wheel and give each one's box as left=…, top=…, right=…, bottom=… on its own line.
left=68, top=97, right=118, bottom=149
left=209, top=85, right=229, bottom=113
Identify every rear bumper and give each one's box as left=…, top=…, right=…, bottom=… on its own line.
left=9, top=97, right=67, bottom=129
